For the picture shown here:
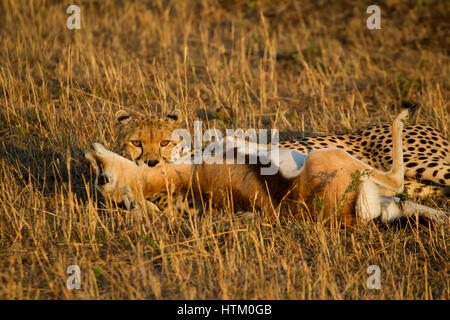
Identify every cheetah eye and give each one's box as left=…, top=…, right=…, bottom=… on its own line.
left=131, top=140, right=142, bottom=147
left=160, top=140, right=170, bottom=147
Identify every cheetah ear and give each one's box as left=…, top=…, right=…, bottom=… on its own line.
left=166, top=109, right=183, bottom=123
left=115, top=110, right=132, bottom=123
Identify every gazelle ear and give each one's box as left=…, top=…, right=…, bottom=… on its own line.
left=115, top=110, right=132, bottom=123
left=166, top=109, right=183, bottom=123
left=85, top=150, right=100, bottom=176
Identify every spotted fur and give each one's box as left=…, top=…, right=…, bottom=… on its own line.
left=279, top=124, right=450, bottom=188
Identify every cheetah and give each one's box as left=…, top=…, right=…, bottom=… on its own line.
left=114, top=110, right=450, bottom=197
left=87, top=108, right=449, bottom=226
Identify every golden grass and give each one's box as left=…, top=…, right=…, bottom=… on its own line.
left=0, top=0, right=448, bottom=299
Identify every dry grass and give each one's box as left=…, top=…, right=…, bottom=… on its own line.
left=0, top=0, right=449, bottom=299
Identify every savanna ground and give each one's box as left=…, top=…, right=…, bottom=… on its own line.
left=0, top=0, right=449, bottom=299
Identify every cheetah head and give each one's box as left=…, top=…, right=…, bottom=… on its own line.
left=114, top=110, right=184, bottom=166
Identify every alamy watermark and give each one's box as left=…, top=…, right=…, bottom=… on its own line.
left=367, top=265, right=381, bottom=289
left=66, top=5, right=380, bottom=31
left=66, top=265, right=81, bottom=290
left=169, top=121, right=280, bottom=175
left=366, top=5, right=381, bottom=29
left=66, top=5, right=81, bottom=30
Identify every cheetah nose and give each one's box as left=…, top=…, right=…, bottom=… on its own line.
left=144, top=159, right=159, bottom=167
left=97, top=173, right=109, bottom=186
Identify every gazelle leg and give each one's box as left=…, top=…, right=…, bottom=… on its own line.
left=378, top=196, right=403, bottom=223
left=380, top=196, right=449, bottom=223
left=362, top=109, right=409, bottom=194
left=356, top=178, right=381, bottom=221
